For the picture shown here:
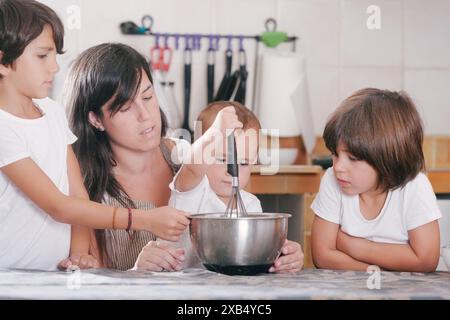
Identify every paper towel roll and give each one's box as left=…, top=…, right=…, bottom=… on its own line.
left=291, top=72, right=316, bottom=154
left=256, top=52, right=314, bottom=149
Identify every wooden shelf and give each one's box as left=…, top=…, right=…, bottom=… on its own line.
left=427, top=170, right=450, bottom=194
left=251, top=165, right=323, bottom=174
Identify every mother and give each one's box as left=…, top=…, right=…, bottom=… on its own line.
left=63, top=43, right=303, bottom=272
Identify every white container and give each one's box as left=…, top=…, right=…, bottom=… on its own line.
left=437, top=198, right=450, bottom=271
left=442, top=245, right=450, bottom=270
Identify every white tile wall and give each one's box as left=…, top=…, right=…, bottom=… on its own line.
left=404, top=0, right=450, bottom=68
left=306, top=66, right=340, bottom=133
left=340, top=0, right=402, bottom=67
left=215, top=0, right=277, bottom=35
left=340, top=67, right=403, bottom=100
left=404, top=69, right=450, bottom=135
left=40, top=0, right=450, bottom=135
left=278, top=0, right=340, bottom=66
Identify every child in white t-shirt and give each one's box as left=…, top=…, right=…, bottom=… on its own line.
left=311, top=88, right=442, bottom=272
left=0, top=0, right=189, bottom=270
left=159, top=101, right=304, bottom=273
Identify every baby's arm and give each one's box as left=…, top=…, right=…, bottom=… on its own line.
left=174, top=130, right=215, bottom=192
left=336, top=221, right=440, bottom=272
left=175, top=106, right=243, bottom=192
left=311, top=215, right=370, bottom=271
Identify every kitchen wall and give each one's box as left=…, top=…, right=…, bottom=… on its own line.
left=38, top=0, right=450, bottom=267
left=41, top=0, right=450, bottom=136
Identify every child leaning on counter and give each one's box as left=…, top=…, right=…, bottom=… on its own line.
left=311, top=88, right=441, bottom=272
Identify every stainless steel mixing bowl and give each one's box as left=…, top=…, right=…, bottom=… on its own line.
left=189, top=212, right=291, bottom=275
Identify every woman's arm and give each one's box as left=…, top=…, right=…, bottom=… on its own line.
left=1, top=155, right=190, bottom=241
left=311, top=215, right=370, bottom=271
left=336, top=220, right=440, bottom=272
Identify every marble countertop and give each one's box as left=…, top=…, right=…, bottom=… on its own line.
left=1, top=268, right=449, bottom=300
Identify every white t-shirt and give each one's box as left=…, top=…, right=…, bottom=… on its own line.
left=311, top=168, right=442, bottom=244
left=167, top=171, right=262, bottom=268
left=0, top=98, right=76, bottom=270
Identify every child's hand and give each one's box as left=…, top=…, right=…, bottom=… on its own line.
left=132, top=240, right=185, bottom=272
left=145, top=206, right=191, bottom=242
left=269, top=240, right=304, bottom=273
left=208, top=106, right=243, bottom=138
left=57, top=253, right=100, bottom=270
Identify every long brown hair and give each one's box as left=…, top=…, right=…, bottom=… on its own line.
left=323, top=88, right=425, bottom=191
left=65, top=43, right=167, bottom=265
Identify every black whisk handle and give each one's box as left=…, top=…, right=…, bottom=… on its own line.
left=227, top=133, right=239, bottom=178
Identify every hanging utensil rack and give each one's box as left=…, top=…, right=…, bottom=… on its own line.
left=120, top=16, right=298, bottom=116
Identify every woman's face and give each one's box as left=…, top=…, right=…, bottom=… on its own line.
left=90, top=70, right=162, bottom=153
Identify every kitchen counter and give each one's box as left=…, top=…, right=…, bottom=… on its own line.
left=1, top=268, right=449, bottom=300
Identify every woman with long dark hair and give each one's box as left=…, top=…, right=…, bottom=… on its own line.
left=63, top=43, right=187, bottom=270
left=63, top=43, right=304, bottom=272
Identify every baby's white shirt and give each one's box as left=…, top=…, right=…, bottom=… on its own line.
left=167, top=170, right=262, bottom=268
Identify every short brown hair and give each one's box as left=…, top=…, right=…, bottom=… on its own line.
left=0, top=0, right=64, bottom=75
left=196, top=101, right=261, bottom=134
left=324, top=88, right=425, bottom=191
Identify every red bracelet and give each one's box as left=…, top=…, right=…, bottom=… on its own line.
left=126, top=207, right=133, bottom=238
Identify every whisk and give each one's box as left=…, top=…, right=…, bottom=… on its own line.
left=224, top=132, right=248, bottom=218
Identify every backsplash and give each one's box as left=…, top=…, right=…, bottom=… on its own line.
left=40, top=0, right=450, bottom=136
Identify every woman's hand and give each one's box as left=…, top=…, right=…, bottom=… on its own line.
left=132, top=240, right=185, bottom=272
left=57, top=253, right=100, bottom=270
left=269, top=240, right=304, bottom=273
left=143, top=206, right=191, bottom=241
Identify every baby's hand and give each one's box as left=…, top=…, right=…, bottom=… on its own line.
left=208, top=106, right=243, bottom=138
left=57, top=253, right=100, bottom=270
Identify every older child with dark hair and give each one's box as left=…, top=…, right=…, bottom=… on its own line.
left=311, top=88, right=441, bottom=272
left=0, top=0, right=188, bottom=271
